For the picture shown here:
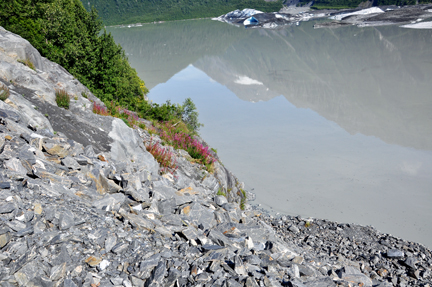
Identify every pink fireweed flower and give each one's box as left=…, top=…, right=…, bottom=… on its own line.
left=92, top=102, right=110, bottom=116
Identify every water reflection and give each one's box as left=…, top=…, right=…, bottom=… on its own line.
left=108, top=20, right=432, bottom=247
left=109, top=20, right=432, bottom=150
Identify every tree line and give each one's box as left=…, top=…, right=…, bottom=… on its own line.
left=81, top=0, right=284, bottom=25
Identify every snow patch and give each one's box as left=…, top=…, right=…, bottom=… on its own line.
left=234, top=76, right=264, bottom=85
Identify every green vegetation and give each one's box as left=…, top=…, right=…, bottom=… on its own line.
left=81, top=0, right=283, bottom=25
left=0, top=85, right=10, bottom=101
left=92, top=99, right=214, bottom=172
left=217, top=188, right=227, bottom=197
left=239, top=188, right=247, bottom=210
left=1, top=0, right=212, bottom=173
left=0, top=0, right=147, bottom=111
left=55, top=89, right=70, bottom=109
left=17, top=59, right=35, bottom=70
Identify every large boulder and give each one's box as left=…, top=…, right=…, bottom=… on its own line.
left=108, top=118, right=159, bottom=174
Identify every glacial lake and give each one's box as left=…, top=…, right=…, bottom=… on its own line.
left=108, top=19, right=432, bottom=248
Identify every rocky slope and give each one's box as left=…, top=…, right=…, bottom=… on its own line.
left=0, top=26, right=431, bottom=287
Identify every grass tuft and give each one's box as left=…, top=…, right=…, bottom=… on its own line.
left=0, top=85, right=10, bottom=101
left=216, top=188, right=226, bottom=197
left=55, top=89, right=70, bottom=109
left=240, top=188, right=247, bottom=210
left=18, top=59, right=35, bottom=70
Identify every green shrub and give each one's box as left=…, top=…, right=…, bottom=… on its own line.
left=180, top=98, right=203, bottom=134
left=0, top=85, right=10, bottom=101
left=55, top=89, right=70, bottom=109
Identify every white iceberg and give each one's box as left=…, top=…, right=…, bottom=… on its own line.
left=401, top=21, right=432, bottom=29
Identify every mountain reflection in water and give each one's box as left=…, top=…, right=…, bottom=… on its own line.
left=109, top=20, right=432, bottom=150
left=108, top=20, right=432, bottom=247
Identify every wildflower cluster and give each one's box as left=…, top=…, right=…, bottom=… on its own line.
left=159, top=122, right=216, bottom=171
left=93, top=101, right=146, bottom=128
left=91, top=100, right=215, bottom=173
left=92, top=102, right=110, bottom=116
left=145, top=139, right=178, bottom=175
left=118, top=107, right=141, bottom=127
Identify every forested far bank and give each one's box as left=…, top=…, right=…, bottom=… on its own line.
left=80, top=0, right=283, bottom=26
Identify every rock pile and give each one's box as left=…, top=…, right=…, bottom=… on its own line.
left=0, top=27, right=431, bottom=287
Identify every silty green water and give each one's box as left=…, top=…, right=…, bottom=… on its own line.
left=108, top=19, right=432, bottom=248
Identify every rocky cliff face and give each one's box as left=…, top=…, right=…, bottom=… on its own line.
left=0, top=26, right=431, bottom=287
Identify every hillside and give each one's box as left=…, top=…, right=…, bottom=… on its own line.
left=1, top=26, right=432, bottom=287
left=81, top=0, right=283, bottom=25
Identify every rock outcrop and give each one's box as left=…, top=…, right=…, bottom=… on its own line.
left=0, top=26, right=431, bottom=287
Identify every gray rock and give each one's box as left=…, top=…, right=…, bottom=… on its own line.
left=125, top=188, right=150, bottom=202
left=289, top=225, right=300, bottom=234
left=341, top=273, right=372, bottom=287
left=403, top=256, right=418, bottom=269
left=105, top=234, right=117, bottom=253
left=130, top=276, right=145, bottom=287
left=386, top=249, right=404, bottom=258
left=157, top=198, right=176, bottom=214
left=8, top=93, right=54, bottom=132
left=181, top=227, right=201, bottom=241
left=92, top=193, right=125, bottom=211
left=111, top=242, right=129, bottom=254
left=0, top=232, right=11, bottom=248
left=99, top=173, right=123, bottom=194
left=6, top=220, right=26, bottom=231
left=0, top=107, right=21, bottom=122
left=233, top=255, right=247, bottom=276
left=59, top=209, right=75, bottom=230
left=64, top=279, right=79, bottom=287
left=215, top=195, right=228, bottom=206
left=0, top=182, right=11, bottom=189
left=145, top=261, right=166, bottom=287
left=0, top=203, right=15, bottom=214
left=75, top=154, right=93, bottom=165
left=109, top=118, right=158, bottom=174
left=50, top=263, right=66, bottom=281
left=61, top=156, right=80, bottom=170
left=140, top=253, right=161, bottom=273
left=4, top=158, right=27, bottom=175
